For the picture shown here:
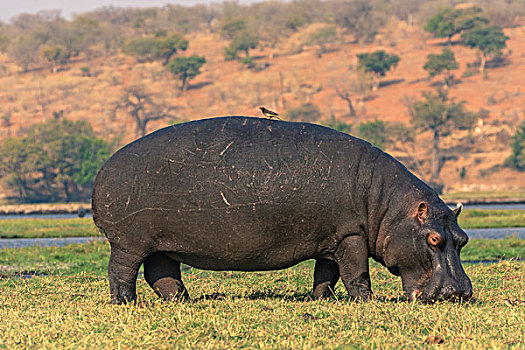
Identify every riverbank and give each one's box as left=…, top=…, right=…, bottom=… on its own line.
left=442, top=190, right=525, bottom=205
left=0, top=203, right=91, bottom=215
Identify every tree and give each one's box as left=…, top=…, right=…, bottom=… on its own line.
left=308, top=26, right=337, bottom=57
left=284, top=103, right=321, bottom=122
left=505, top=120, right=525, bottom=171
left=219, top=17, right=246, bottom=40
left=335, top=85, right=356, bottom=117
left=115, top=86, right=179, bottom=137
left=357, top=50, right=400, bottom=90
left=357, top=119, right=413, bottom=151
left=0, top=137, right=40, bottom=200
left=9, top=34, right=44, bottom=72
left=26, top=119, right=111, bottom=202
left=42, top=45, right=70, bottom=72
left=192, top=3, right=220, bottom=32
left=167, top=55, right=206, bottom=91
left=333, top=69, right=372, bottom=117
left=461, top=25, right=509, bottom=73
left=11, top=10, right=62, bottom=31
left=409, top=89, right=476, bottom=182
left=424, top=6, right=489, bottom=43
left=122, top=34, right=188, bottom=65
left=0, top=34, right=9, bottom=53
left=322, top=116, right=352, bottom=134
left=358, top=119, right=388, bottom=149
left=390, top=0, right=422, bottom=24
left=154, top=33, right=189, bottom=65
left=99, top=24, right=124, bottom=56
left=0, top=119, right=111, bottom=202
left=334, top=0, right=385, bottom=44
left=56, top=17, right=103, bottom=59
left=283, top=0, right=317, bottom=32
left=226, top=31, right=259, bottom=58
left=423, top=48, right=459, bottom=87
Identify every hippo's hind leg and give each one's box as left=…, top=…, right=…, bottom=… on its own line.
left=108, top=243, right=145, bottom=304
left=144, top=252, right=189, bottom=301
left=313, top=259, right=340, bottom=299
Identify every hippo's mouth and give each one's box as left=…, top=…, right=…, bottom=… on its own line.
left=406, top=272, right=473, bottom=303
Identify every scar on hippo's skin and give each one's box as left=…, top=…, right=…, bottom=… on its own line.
left=220, top=141, right=234, bottom=156
left=220, top=191, right=231, bottom=206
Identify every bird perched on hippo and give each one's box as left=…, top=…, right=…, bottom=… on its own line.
left=259, top=106, right=280, bottom=120
left=92, top=116, right=472, bottom=304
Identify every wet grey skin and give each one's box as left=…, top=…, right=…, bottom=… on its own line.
left=92, top=116, right=472, bottom=304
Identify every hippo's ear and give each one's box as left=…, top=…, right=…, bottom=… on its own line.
left=453, top=202, right=463, bottom=217
left=416, top=202, right=428, bottom=224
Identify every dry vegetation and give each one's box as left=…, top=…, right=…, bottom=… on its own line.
left=0, top=1, right=524, bottom=200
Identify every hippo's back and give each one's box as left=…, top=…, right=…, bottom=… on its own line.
left=92, top=116, right=382, bottom=270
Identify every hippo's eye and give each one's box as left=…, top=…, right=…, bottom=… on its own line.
left=427, top=232, right=442, bottom=247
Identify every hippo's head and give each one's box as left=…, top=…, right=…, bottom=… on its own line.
left=379, top=201, right=473, bottom=303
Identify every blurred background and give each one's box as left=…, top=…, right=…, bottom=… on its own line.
left=0, top=0, right=523, bottom=204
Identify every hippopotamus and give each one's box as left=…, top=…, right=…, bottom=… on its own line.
left=92, top=116, right=473, bottom=304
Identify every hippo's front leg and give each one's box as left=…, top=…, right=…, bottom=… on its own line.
left=335, top=235, right=371, bottom=300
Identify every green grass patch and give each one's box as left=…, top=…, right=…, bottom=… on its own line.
left=458, top=209, right=525, bottom=229
left=0, top=209, right=523, bottom=239
left=0, top=238, right=521, bottom=278
left=0, top=240, right=523, bottom=348
left=443, top=190, right=525, bottom=201
left=462, top=236, right=525, bottom=261
left=0, top=218, right=100, bottom=238
left=0, top=240, right=108, bottom=275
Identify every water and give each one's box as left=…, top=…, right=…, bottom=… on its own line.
left=465, top=227, right=525, bottom=239
left=0, top=236, right=103, bottom=249
left=0, top=227, right=522, bottom=251
left=0, top=213, right=92, bottom=220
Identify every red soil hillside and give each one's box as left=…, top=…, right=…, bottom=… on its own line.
left=0, top=22, right=523, bottom=197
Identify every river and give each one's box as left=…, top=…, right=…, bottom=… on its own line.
left=0, top=203, right=523, bottom=249
left=0, top=227, right=523, bottom=250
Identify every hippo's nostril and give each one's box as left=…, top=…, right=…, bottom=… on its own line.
left=440, top=286, right=458, bottom=300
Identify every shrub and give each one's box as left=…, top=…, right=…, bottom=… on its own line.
left=505, top=120, right=525, bottom=171
left=284, top=103, right=321, bottom=122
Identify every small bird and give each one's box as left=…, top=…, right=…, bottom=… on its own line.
left=259, top=107, right=280, bottom=120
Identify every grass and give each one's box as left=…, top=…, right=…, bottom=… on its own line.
left=0, top=238, right=522, bottom=277
left=443, top=190, right=525, bottom=201
left=458, top=209, right=525, bottom=229
left=0, top=218, right=101, bottom=238
left=0, top=240, right=523, bottom=348
left=0, top=209, right=524, bottom=239
left=463, top=237, right=524, bottom=261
